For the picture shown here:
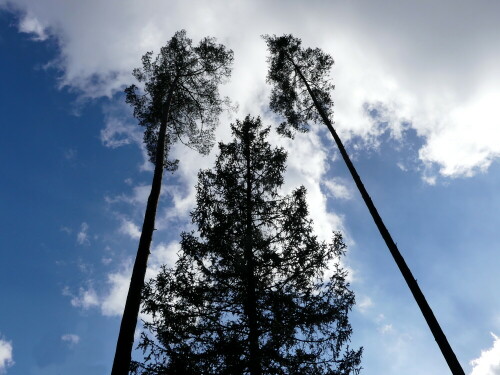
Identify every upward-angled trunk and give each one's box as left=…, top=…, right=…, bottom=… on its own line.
left=111, top=84, right=177, bottom=375
left=242, top=126, right=262, bottom=375
left=291, top=61, right=465, bottom=375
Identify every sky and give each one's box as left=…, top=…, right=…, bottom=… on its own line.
left=1, top=1, right=500, bottom=374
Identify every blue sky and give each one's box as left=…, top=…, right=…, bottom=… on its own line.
left=1, top=1, right=500, bottom=374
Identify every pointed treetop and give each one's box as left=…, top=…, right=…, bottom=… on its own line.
left=133, top=115, right=362, bottom=375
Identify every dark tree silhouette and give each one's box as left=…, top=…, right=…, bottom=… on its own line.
left=263, top=34, right=464, bottom=375
left=111, top=30, right=233, bottom=375
left=132, top=116, right=362, bottom=375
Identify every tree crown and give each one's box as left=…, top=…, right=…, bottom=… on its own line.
left=133, top=116, right=362, bottom=375
left=125, top=30, right=234, bottom=169
left=264, top=34, right=334, bottom=138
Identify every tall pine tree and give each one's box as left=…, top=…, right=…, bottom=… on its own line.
left=263, top=34, right=464, bottom=375
left=132, top=116, right=362, bottom=375
left=112, top=30, right=233, bottom=375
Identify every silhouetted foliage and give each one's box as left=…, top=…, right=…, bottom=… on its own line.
left=132, top=116, right=362, bottom=375
left=125, top=29, right=234, bottom=170
left=263, top=34, right=334, bottom=138
left=111, top=31, right=233, bottom=375
left=264, top=34, right=465, bottom=375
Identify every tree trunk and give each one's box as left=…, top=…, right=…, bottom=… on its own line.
left=243, top=125, right=262, bottom=375
left=291, top=61, right=465, bottom=375
left=111, top=86, right=176, bottom=375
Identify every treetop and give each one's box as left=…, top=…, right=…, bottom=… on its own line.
left=125, top=30, right=234, bottom=169
left=263, top=34, right=335, bottom=138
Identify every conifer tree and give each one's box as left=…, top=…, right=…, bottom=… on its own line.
left=111, top=30, right=233, bottom=375
left=263, top=34, right=464, bottom=375
left=132, top=116, right=362, bottom=375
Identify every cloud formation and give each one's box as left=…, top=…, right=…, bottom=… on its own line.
left=65, top=286, right=99, bottom=309
left=3, top=2, right=499, bottom=373
left=0, top=336, right=13, bottom=373
left=470, top=333, right=500, bottom=375
left=2, top=0, right=500, bottom=180
left=119, top=219, right=141, bottom=240
left=65, top=241, right=180, bottom=317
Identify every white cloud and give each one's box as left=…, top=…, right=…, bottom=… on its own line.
left=17, top=12, right=47, bottom=40
left=65, top=286, right=99, bottom=309
left=3, top=1, right=499, bottom=181
left=61, top=334, right=80, bottom=346
left=119, top=219, right=141, bottom=240
left=100, top=102, right=142, bottom=148
left=148, top=242, right=180, bottom=273
left=422, top=175, right=437, bottom=186
left=274, top=129, right=346, bottom=241
left=4, top=4, right=499, bottom=372
left=76, top=222, right=89, bottom=245
left=323, top=178, right=353, bottom=200
left=100, top=268, right=131, bottom=317
left=100, top=117, right=136, bottom=148
left=418, top=90, right=500, bottom=178
left=0, top=337, right=13, bottom=373
left=470, top=333, right=500, bottom=375
left=100, top=241, right=180, bottom=317
left=67, top=241, right=179, bottom=317
left=396, top=162, right=407, bottom=172
left=5, top=0, right=500, bottom=180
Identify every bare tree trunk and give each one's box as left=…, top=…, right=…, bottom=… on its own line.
left=291, top=61, right=465, bottom=375
left=111, top=86, right=176, bottom=375
left=243, top=125, right=262, bottom=375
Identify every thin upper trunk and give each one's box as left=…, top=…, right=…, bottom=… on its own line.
left=243, top=126, right=262, bottom=375
left=111, top=82, right=177, bottom=375
left=290, top=59, right=465, bottom=375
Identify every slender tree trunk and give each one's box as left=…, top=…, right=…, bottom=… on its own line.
left=242, top=125, right=262, bottom=375
left=111, top=85, right=176, bottom=375
left=291, top=61, right=465, bottom=375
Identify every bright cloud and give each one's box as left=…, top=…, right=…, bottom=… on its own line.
left=272, top=128, right=346, bottom=241
left=100, top=102, right=142, bottom=149
left=470, top=333, right=500, bottom=375
left=67, top=241, right=180, bottom=317
left=0, top=336, right=14, bottom=373
left=2, top=0, right=499, bottom=181
left=100, top=241, right=180, bottom=317
left=17, top=11, right=46, bottom=40
left=323, top=178, right=353, bottom=200
left=3, top=2, right=500, bottom=373
left=419, top=90, right=500, bottom=178
left=66, top=286, right=99, bottom=309
left=100, top=268, right=131, bottom=317
left=119, top=219, right=141, bottom=240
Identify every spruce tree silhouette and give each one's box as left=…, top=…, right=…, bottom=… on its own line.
left=263, top=34, right=464, bottom=375
left=131, top=116, right=362, bottom=375
left=111, top=30, right=233, bottom=375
